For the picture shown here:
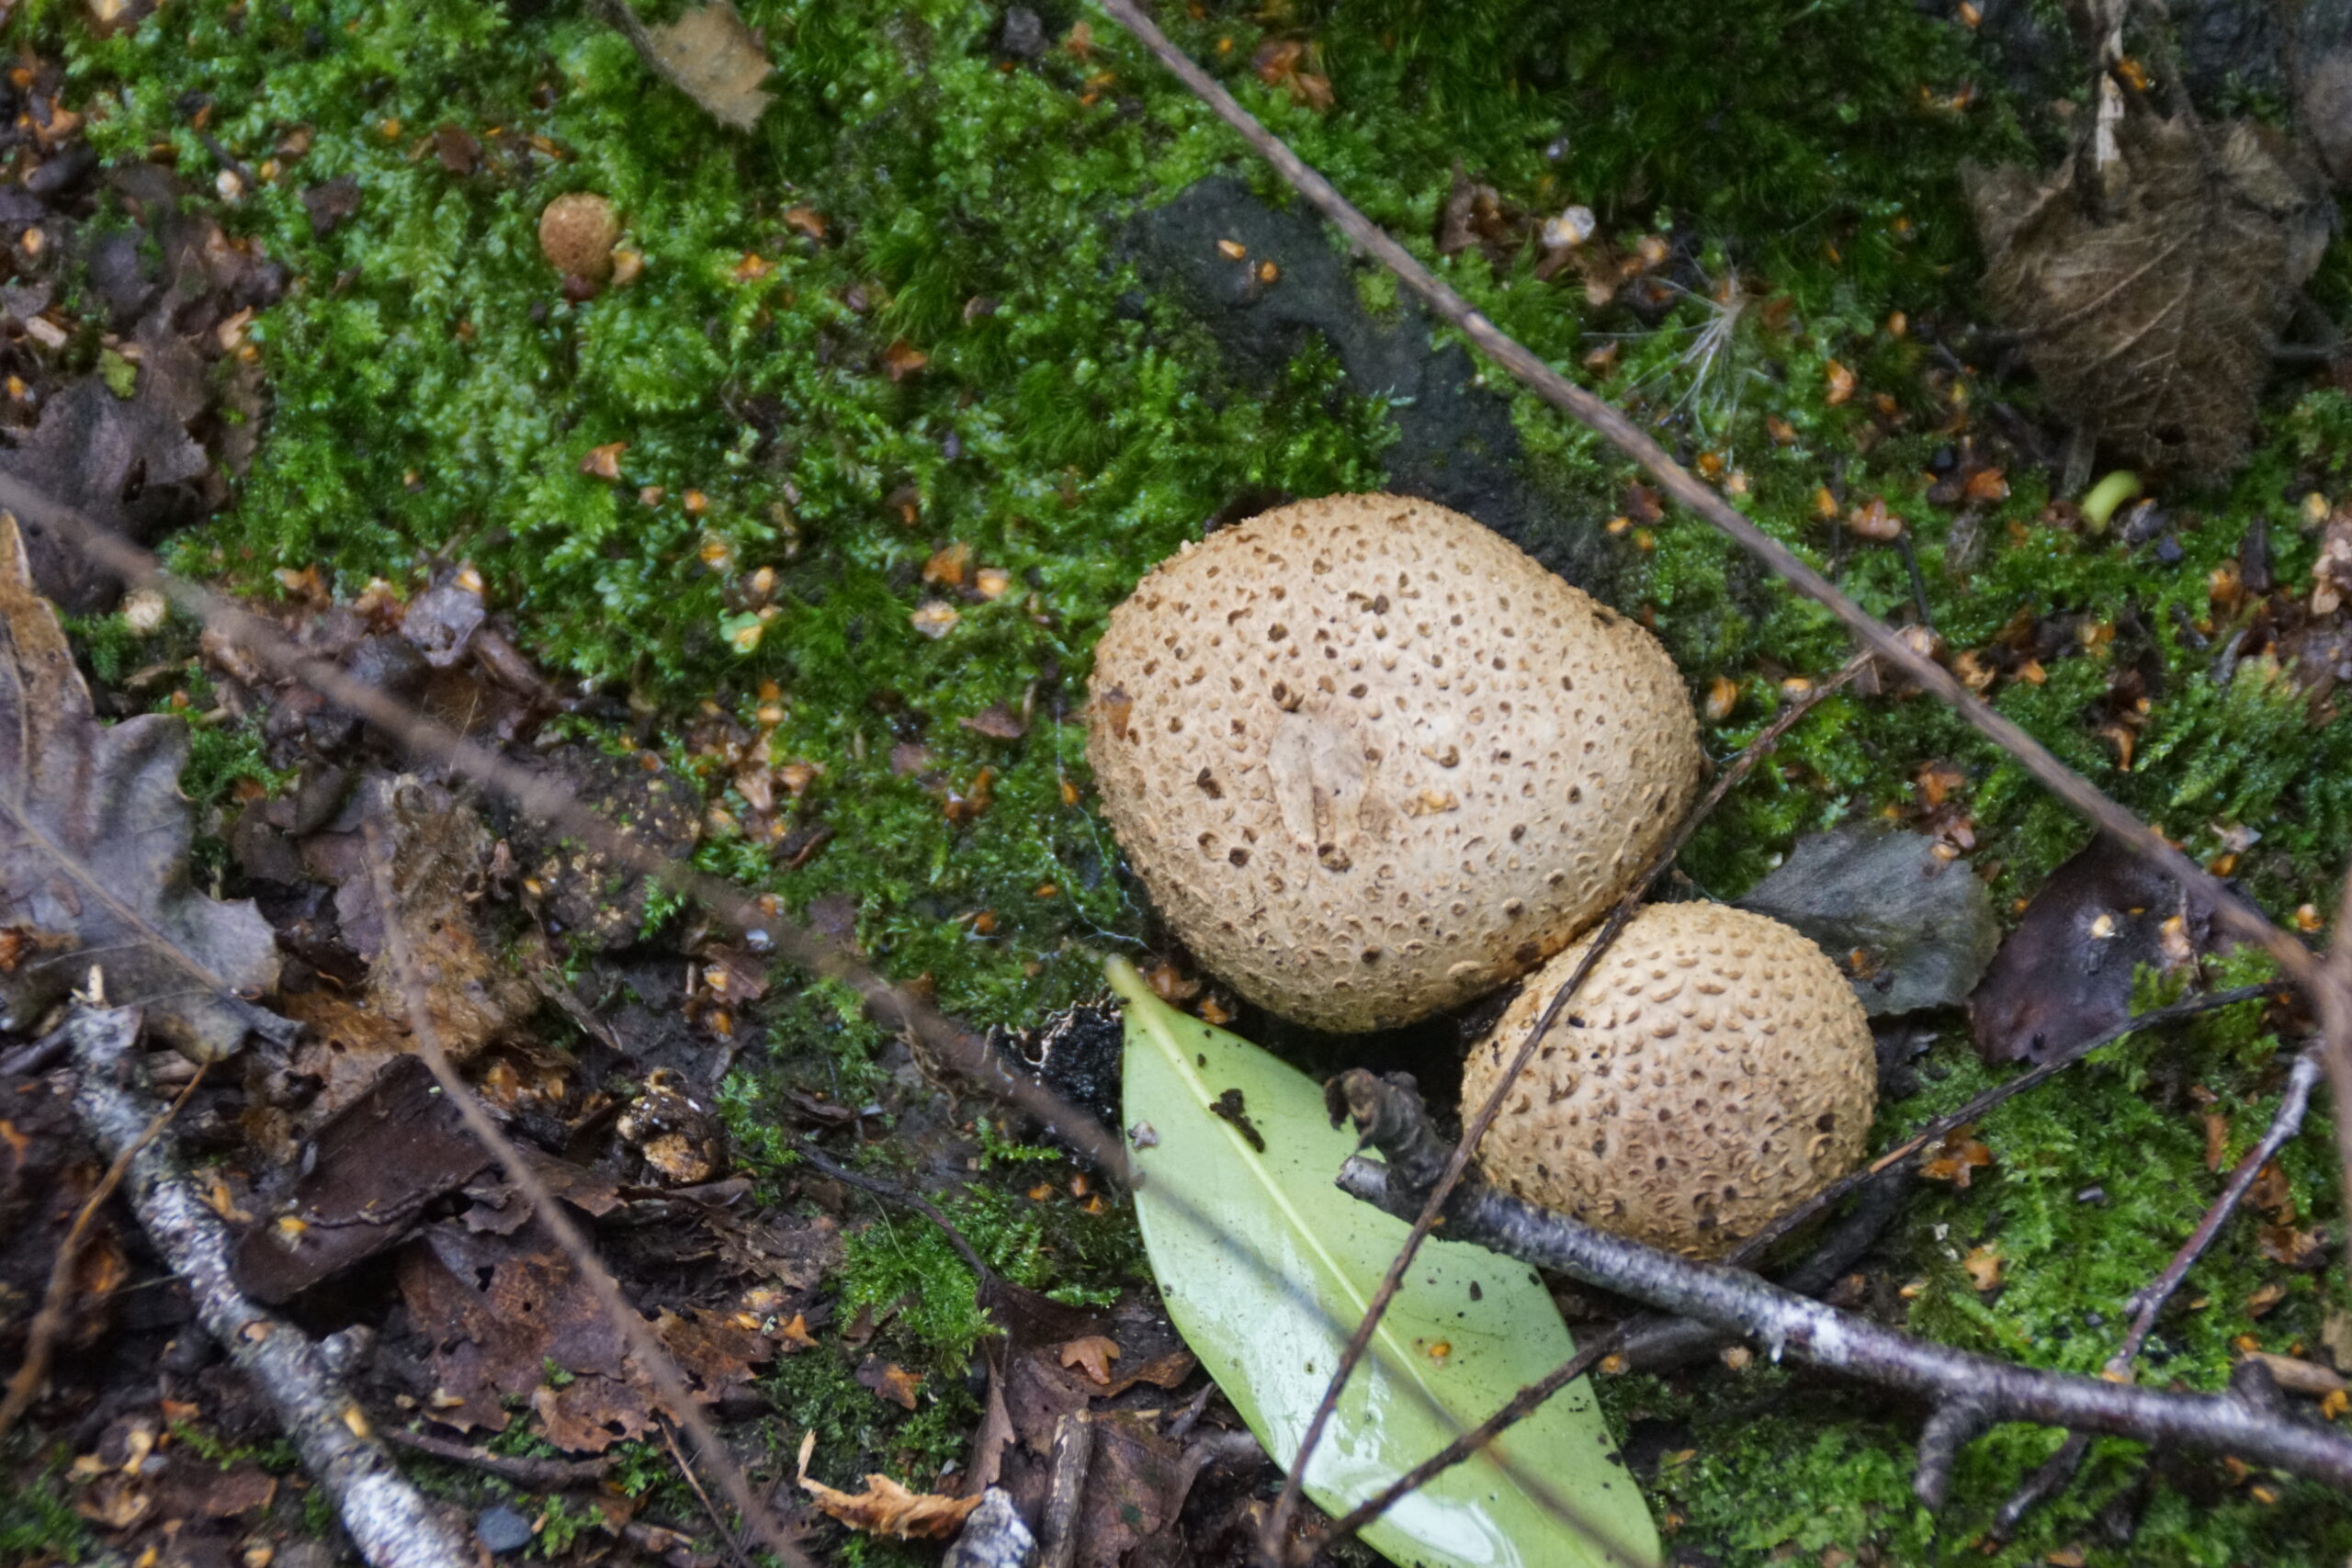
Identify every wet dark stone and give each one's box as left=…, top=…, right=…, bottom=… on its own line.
left=1125, top=176, right=1620, bottom=595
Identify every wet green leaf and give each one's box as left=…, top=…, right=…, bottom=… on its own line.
left=1109, top=958, right=1657, bottom=1568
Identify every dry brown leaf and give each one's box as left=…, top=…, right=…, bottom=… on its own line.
left=1919, top=1130, right=1994, bottom=1188
left=642, top=1, right=775, bottom=131
left=0, top=515, right=291, bottom=1060
left=1964, top=96, right=2330, bottom=475
left=856, top=1358, right=923, bottom=1410
left=1057, top=1335, right=1122, bottom=1386
left=796, top=1431, right=979, bottom=1540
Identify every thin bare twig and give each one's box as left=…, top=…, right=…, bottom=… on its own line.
left=1992, top=1045, right=2326, bottom=1540
left=662, top=1418, right=758, bottom=1568
left=379, top=1424, right=611, bottom=1490
left=2313, top=856, right=2352, bottom=1307
left=0, top=1055, right=208, bottom=1439
left=359, top=819, right=822, bottom=1568
left=1268, top=658, right=1861, bottom=1545
left=66, top=1005, right=471, bottom=1568
left=1333, top=1075, right=2352, bottom=1495
left=1315, top=1170, right=1913, bottom=1554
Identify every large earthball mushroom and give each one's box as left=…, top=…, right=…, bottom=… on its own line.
left=1463, top=901, right=1877, bottom=1258
left=1086, top=493, right=1703, bottom=1032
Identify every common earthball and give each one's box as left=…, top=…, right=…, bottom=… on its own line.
left=1085, top=493, right=1703, bottom=1032
left=538, top=191, right=619, bottom=286
left=1462, top=901, right=1876, bottom=1258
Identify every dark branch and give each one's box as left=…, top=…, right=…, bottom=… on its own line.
left=1333, top=1084, right=2352, bottom=1495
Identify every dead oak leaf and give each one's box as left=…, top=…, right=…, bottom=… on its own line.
left=797, top=1431, right=978, bottom=1540
left=1964, top=101, right=2331, bottom=476
left=0, top=515, right=289, bottom=1059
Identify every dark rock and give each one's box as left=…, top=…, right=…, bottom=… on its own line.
left=998, top=6, right=1046, bottom=61
left=475, top=1506, right=535, bottom=1555
left=23, top=143, right=96, bottom=200
left=1737, top=824, right=1999, bottom=1015
left=1125, top=176, right=1618, bottom=593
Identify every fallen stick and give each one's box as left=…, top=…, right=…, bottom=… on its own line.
left=379, top=1424, right=611, bottom=1490
left=1330, top=1070, right=2352, bottom=1498
left=66, top=1004, right=471, bottom=1568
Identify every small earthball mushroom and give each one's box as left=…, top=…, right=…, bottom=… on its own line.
left=1463, top=901, right=1876, bottom=1258
left=1086, top=493, right=1703, bottom=1032
left=538, top=191, right=619, bottom=288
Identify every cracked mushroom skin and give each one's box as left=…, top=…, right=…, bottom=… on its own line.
left=1463, top=902, right=1876, bottom=1258
left=1085, top=493, right=1702, bottom=1032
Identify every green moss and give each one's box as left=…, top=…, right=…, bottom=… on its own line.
left=0, top=1439, right=95, bottom=1566
left=31, top=0, right=2352, bottom=1559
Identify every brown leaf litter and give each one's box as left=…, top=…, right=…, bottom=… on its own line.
left=395, top=1208, right=815, bottom=1452
left=1964, top=63, right=2331, bottom=475
left=1967, top=834, right=2211, bottom=1065
left=0, top=514, right=291, bottom=1060
left=243, top=773, right=539, bottom=1161
left=1, top=155, right=282, bottom=611
left=797, top=1429, right=981, bottom=1540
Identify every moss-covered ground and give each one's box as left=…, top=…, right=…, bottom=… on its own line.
left=19, top=0, right=2352, bottom=1561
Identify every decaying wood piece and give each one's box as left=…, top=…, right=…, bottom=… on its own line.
left=1036, top=1412, right=1094, bottom=1568
left=66, top=1005, right=470, bottom=1568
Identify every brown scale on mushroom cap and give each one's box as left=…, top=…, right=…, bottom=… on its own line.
left=1463, top=902, right=1876, bottom=1259
left=1085, top=493, right=1702, bottom=1032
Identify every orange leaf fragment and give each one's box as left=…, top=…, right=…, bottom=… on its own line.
left=1963, top=466, right=2010, bottom=504
left=1962, top=1244, right=2002, bottom=1292
left=797, top=1432, right=979, bottom=1540
left=1057, top=1335, right=1123, bottom=1386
